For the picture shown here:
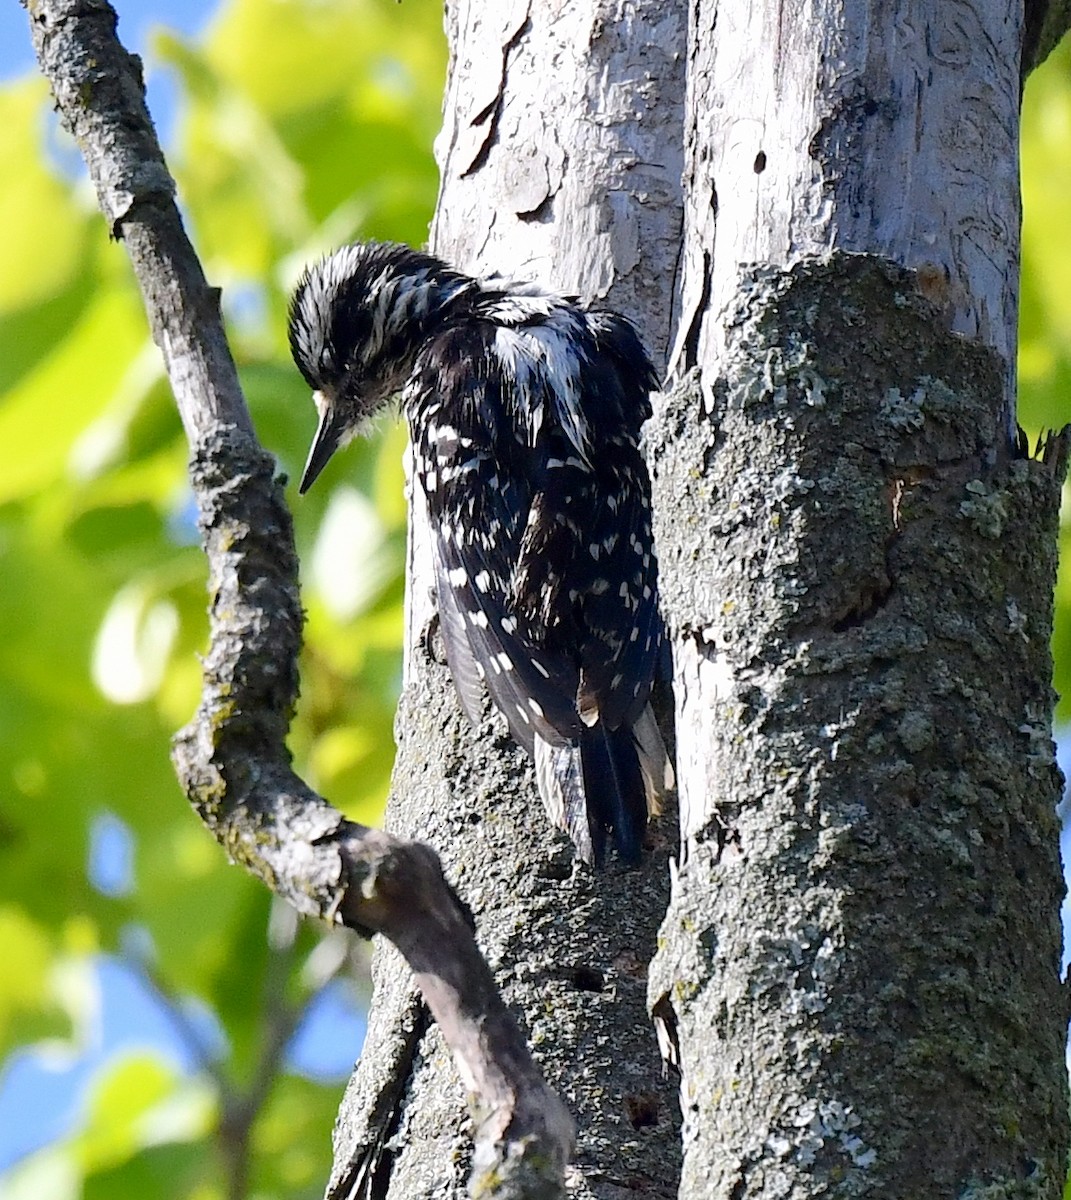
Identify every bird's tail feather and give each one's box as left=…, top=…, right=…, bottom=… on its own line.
left=581, top=723, right=646, bottom=865
left=534, top=736, right=593, bottom=863
left=630, top=703, right=674, bottom=818
left=533, top=704, right=673, bottom=867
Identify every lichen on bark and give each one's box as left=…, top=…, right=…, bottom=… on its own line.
left=648, top=253, right=1069, bottom=1197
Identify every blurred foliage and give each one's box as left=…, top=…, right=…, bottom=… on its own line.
left=2, top=0, right=1071, bottom=1196
left=1022, top=36, right=1071, bottom=718
left=0, top=0, right=445, bottom=1196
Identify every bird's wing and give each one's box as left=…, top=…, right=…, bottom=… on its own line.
left=409, top=326, right=582, bottom=754
left=574, top=471, right=663, bottom=729
left=509, top=308, right=662, bottom=732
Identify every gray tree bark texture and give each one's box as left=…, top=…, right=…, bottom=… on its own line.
left=647, top=2, right=1071, bottom=1198
left=326, top=2, right=687, bottom=1198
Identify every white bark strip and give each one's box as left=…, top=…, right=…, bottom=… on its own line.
left=340, top=3, right=689, bottom=1197
left=434, top=0, right=686, bottom=365
left=672, top=0, right=1021, bottom=421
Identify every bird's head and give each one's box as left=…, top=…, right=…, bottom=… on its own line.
left=287, top=241, right=473, bottom=492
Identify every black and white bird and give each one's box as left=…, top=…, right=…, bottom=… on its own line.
left=287, top=241, right=672, bottom=865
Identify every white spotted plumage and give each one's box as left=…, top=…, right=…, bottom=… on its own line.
left=288, top=240, right=673, bottom=866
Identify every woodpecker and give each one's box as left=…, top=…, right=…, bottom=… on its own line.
left=287, top=241, right=671, bottom=865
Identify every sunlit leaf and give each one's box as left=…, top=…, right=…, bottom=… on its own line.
left=0, top=910, right=67, bottom=1055
left=0, top=79, right=90, bottom=314
left=92, top=583, right=180, bottom=705
left=0, top=1144, right=80, bottom=1200
left=73, top=1053, right=214, bottom=1175
left=0, top=286, right=149, bottom=505
left=1022, top=39, right=1071, bottom=717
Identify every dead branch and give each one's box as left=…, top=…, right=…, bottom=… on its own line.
left=22, top=0, right=573, bottom=1193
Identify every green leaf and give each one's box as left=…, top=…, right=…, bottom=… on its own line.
left=0, top=79, right=91, bottom=315
left=1021, top=39, right=1071, bottom=719
left=4, top=0, right=440, bottom=1191
left=0, top=909, right=68, bottom=1055
left=0, top=288, right=150, bottom=505
left=250, top=1072, right=347, bottom=1198
left=74, top=1053, right=214, bottom=1174
left=83, top=1140, right=208, bottom=1200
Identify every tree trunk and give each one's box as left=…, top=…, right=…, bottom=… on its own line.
left=647, top=2, right=1070, bottom=1196
left=327, top=3, right=687, bottom=1197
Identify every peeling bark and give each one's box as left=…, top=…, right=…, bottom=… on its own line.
left=328, top=2, right=687, bottom=1197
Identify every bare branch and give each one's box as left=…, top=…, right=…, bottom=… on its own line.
left=23, top=0, right=572, bottom=1192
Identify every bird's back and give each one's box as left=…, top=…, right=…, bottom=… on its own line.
left=404, top=284, right=667, bottom=863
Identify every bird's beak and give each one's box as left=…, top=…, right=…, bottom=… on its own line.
left=299, top=390, right=344, bottom=494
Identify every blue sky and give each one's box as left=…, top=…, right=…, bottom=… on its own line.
left=3, top=0, right=213, bottom=77
left=2, top=0, right=212, bottom=133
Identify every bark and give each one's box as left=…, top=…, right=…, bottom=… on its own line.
left=327, top=2, right=687, bottom=1197
left=648, top=2, right=1070, bottom=1197
left=24, top=1, right=573, bottom=1194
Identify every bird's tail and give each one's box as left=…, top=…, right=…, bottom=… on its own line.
left=534, top=704, right=673, bottom=866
